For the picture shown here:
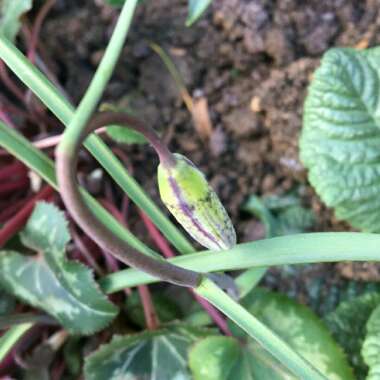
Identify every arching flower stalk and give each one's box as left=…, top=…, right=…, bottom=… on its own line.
left=55, top=111, right=236, bottom=288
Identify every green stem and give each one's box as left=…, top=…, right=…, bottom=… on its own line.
left=195, top=278, right=327, bottom=380
left=0, top=323, right=33, bottom=362
left=0, top=32, right=194, bottom=255
left=59, top=0, right=137, bottom=153
left=100, top=232, right=380, bottom=292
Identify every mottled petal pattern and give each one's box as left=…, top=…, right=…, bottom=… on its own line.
left=158, top=153, right=236, bottom=250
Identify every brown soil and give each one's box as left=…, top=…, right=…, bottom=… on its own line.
left=39, top=0, right=380, bottom=301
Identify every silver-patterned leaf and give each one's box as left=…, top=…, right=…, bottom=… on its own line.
left=84, top=325, right=212, bottom=380
left=0, top=202, right=118, bottom=334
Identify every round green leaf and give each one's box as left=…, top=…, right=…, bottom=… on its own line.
left=300, top=47, right=380, bottom=232
left=84, top=325, right=212, bottom=380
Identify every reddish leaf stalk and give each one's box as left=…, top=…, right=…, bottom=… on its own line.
left=0, top=61, right=25, bottom=102
left=0, top=199, right=25, bottom=224
left=27, top=0, right=56, bottom=64
left=99, top=198, right=159, bottom=328
left=0, top=177, right=30, bottom=196
left=139, top=211, right=232, bottom=336
left=0, top=162, right=27, bottom=182
left=71, top=226, right=104, bottom=276
left=0, top=185, right=54, bottom=248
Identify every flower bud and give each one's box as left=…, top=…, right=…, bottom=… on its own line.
left=158, top=153, right=236, bottom=251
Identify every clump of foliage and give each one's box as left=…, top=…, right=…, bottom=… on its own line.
left=1, top=1, right=380, bottom=379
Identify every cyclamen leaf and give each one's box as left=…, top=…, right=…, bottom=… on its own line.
left=0, top=202, right=118, bottom=335
left=300, top=47, right=380, bottom=232
left=190, top=288, right=354, bottom=380
left=84, top=325, right=212, bottom=380
left=362, top=302, right=380, bottom=379
left=325, top=292, right=380, bottom=379
left=243, top=194, right=315, bottom=238
left=0, top=0, right=32, bottom=42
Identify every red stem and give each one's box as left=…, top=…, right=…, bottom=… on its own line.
left=139, top=211, right=232, bottom=336
left=0, top=161, right=27, bottom=182
left=0, top=106, right=17, bottom=128
left=0, top=61, right=25, bottom=102
left=27, top=0, right=56, bottom=64
left=0, top=177, right=30, bottom=196
left=98, top=198, right=159, bottom=328
left=0, top=199, right=26, bottom=223
left=0, top=185, right=54, bottom=248
left=138, top=285, right=160, bottom=330
left=71, top=226, right=104, bottom=276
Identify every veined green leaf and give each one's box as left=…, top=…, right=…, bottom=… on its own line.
left=0, top=202, right=118, bottom=335
left=243, top=194, right=315, bottom=238
left=326, top=292, right=380, bottom=379
left=192, top=288, right=353, bottom=380
left=190, top=288, right=354, bottom=379
left=0, top=0, right=32, bottom=41
left=300, top=47, right=380, bottom=232
left=362, top=301, right=380, bottom=379
left=84, top=325, right=212, bottom=380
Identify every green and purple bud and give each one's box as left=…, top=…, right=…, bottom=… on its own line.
left=158, top=153, right=236, bottom=251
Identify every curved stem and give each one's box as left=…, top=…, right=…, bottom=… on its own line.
left=55, top=112, right=200, bottom=288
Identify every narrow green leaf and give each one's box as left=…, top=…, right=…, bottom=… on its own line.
left=84, top=325, right=211, bottom=380
left=0, top=0, right=32, bottom=41
left=186, top=0, right=213, bottom=26
left=0, top=323, right=33, bottom=362
left=0, top=35, right=194, bottom=255
left=300, top=47, right=380, bottom=232
left=0, top=203, right=118, bottom=335
left=106, top=125, right=146, bottom=144
left=100, top=102, right=147, bottom=145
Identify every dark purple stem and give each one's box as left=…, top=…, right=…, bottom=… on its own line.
left=55, top=112, right=201, bottom=288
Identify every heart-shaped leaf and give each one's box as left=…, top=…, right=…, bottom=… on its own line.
left=0, top=202, right=118, bottom=335
left=300, top=47, right=380, bottom=232
left=362, top=301, right=380, bottom=379
left=190, top=288, right=354, bottom=380
left=84, top=325, right=212, bottom=380
left=326, top=292, right=380, bottom=379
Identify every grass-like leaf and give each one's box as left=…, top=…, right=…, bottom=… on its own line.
left=186, top=0, right=213, bottom=26
left=0, top=35, right=194, bottom=254
left=0, top=202, right=118, bottom=335
left=0, top=0, right=32, bottom=41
